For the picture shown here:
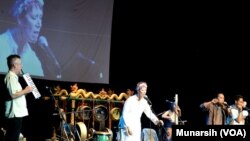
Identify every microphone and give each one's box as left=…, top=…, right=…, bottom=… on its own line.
left=243, top=107, right=250, bottom=111
left=38, top=36, right=61, bottom=79
left=223, top=102, right=230, bottom=108
left=243, top=101, right=250, bottom=111
left=144, top=95, right=152, bottom=105
left=76, top=52, right=95, bottom=64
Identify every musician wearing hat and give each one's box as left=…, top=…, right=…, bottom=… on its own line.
left=118, top=81, right=163, bottom=141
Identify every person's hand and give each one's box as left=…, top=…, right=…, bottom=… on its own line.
left=158, top=120, right=164, bottom=127
left=175, top=106, right=181, bottom=113
left=24, top=86, right=33, bottom=94
left=177, top=106, right=181, bottom=111
left=239, top=106, right=243, bottom=112
left=126, top=127, right=132, bottom=136
left=211, top=98, right=218, bottom=104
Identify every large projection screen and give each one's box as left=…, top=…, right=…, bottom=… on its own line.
left=0, top=0, right=113, bottom=84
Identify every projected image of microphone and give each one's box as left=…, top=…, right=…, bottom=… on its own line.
left=76, top=52, right=95, bottom=64
left=38, top=35, right=62, bottom=79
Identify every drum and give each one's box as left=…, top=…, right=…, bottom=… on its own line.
left=110, top=107, right=121, bottom=121
left=76, top=105, right=92, bottom=120
left=76, top=122, right=87, bottom=141
left=94, top=105, right=108, bottom=122
left=93, top=128, right=113, bottom=141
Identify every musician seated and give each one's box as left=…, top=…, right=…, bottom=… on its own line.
left=162, top=104, right=181, bottom=141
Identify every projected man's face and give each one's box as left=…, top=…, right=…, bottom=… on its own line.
left=20, top=6, right=43, bottom=43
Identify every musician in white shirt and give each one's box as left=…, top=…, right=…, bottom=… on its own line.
left=229, top=95, right=249, bottom=125
left=3, top=54, right=33, bottom=141
left=118, top=81, right=164, bottom=141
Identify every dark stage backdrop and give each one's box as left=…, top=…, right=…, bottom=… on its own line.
left=1, top=0, right=250, bottom=140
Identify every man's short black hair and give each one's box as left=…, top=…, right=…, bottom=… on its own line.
left=234, top=94, right=243, bottom=101
left=7, top=54, right=21, bottom=70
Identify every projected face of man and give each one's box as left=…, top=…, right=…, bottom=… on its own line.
left=19, top=4, right=43, bottom=43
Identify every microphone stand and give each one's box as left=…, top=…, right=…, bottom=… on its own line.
left=151, top=105, right=167, bottom=141
left=146, top=98, right=164, bottom=141
left=47, top=87, right=71, bottom=141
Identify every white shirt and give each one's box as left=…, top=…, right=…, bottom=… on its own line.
left=230, top=105, right=249, bottom=125
left=4, top=71, right=28, bottom=118
left=118, top=94, right=159, bottom=141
